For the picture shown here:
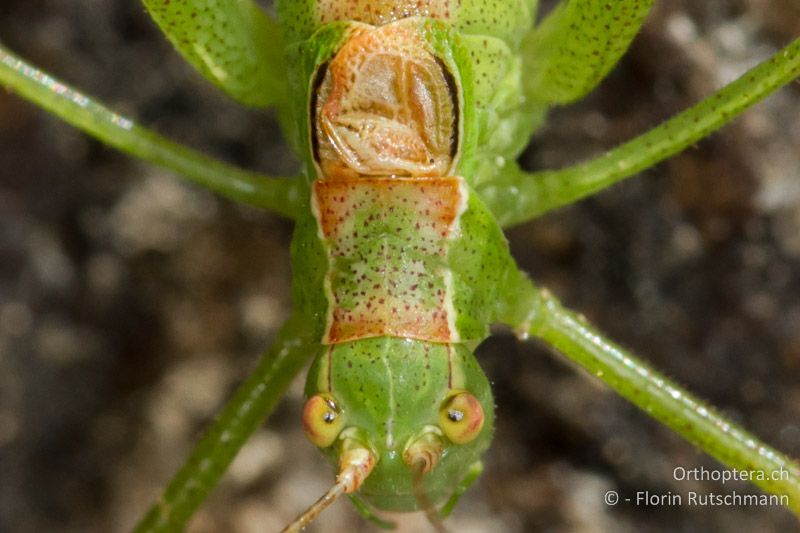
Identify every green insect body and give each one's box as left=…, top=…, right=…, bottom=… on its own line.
left=279, top=3, right=535, bottom=514
left=3, top=0, right=800, bottom=529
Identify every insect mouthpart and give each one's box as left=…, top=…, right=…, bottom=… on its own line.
left=403, top=426, right=445, bottom=474
left=282, top=435, right=377, bottom=533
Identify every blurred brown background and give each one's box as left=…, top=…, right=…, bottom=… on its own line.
left=1, top=1, right=799, bottom=531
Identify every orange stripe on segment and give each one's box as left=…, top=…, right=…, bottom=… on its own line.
left=314, top=177, right=463, bottom=344
left=317, top=0, right=455, bottom=27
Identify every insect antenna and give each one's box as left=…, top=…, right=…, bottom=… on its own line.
left=281, top=444, right=375, bottom=532
left=280, top=480, right=346, bottom=533
left=411, top=461, right=448, bottom=533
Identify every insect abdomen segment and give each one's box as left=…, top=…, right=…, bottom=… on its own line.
left=314, top=177, right=465, bottom=343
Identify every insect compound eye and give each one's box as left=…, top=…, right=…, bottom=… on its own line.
left=438, top=390, right=484, bottom=445
left=302, top=393, right=345, bottom=448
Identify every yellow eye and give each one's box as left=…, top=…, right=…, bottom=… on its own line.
left=302, top=394, right=345, bottom=448
left=438, top=391, right=484, bottom=445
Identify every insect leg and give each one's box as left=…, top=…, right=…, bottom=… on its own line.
left=478, top=38, right=800, bottom=228
left=497, top=271, right=800, bottom=514
left=347, top=494, right=398, bottom=530
left=132, top=315, right=317, bottom=533
left=521, top=0, right=655, bottom=106
left=142, top=0, right=289, bottom=108
left=439, top=461, right=484, bottom=518
left=0, top=44, right=303, bottom=219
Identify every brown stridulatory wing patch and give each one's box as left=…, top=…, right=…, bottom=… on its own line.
left=313, top=21, right=457, bottom=180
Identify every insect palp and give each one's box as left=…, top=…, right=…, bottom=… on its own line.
left=407, top=434, right=449, bottom=533
left=403, top=425, right=445, bottom=474
left=337, top=439, right=377, bottom=492
left=281, top=441, right=376, bottom=533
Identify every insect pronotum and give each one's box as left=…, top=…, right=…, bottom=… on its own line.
left=0, top=4, right=796, bottom=532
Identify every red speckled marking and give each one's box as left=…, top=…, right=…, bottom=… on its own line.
left=317, top=0, right=455, bottom=27
left=314, top=177, right=464, bottom=343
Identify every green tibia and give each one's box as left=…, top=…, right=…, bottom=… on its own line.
left=439, top=460, right=484, bottom=517
left=305, top=338, right=494, bottom=511
left=142, top=0, right=289, bottom=108
left=133, top=315, right=316, bottom=532
left=497, top=273, right=800, bottom=514
left=479, top=36, right=800, bottom=228
left=522, top=0, right=655, bottom=105
left=0, top=43, right=302, bottom=219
